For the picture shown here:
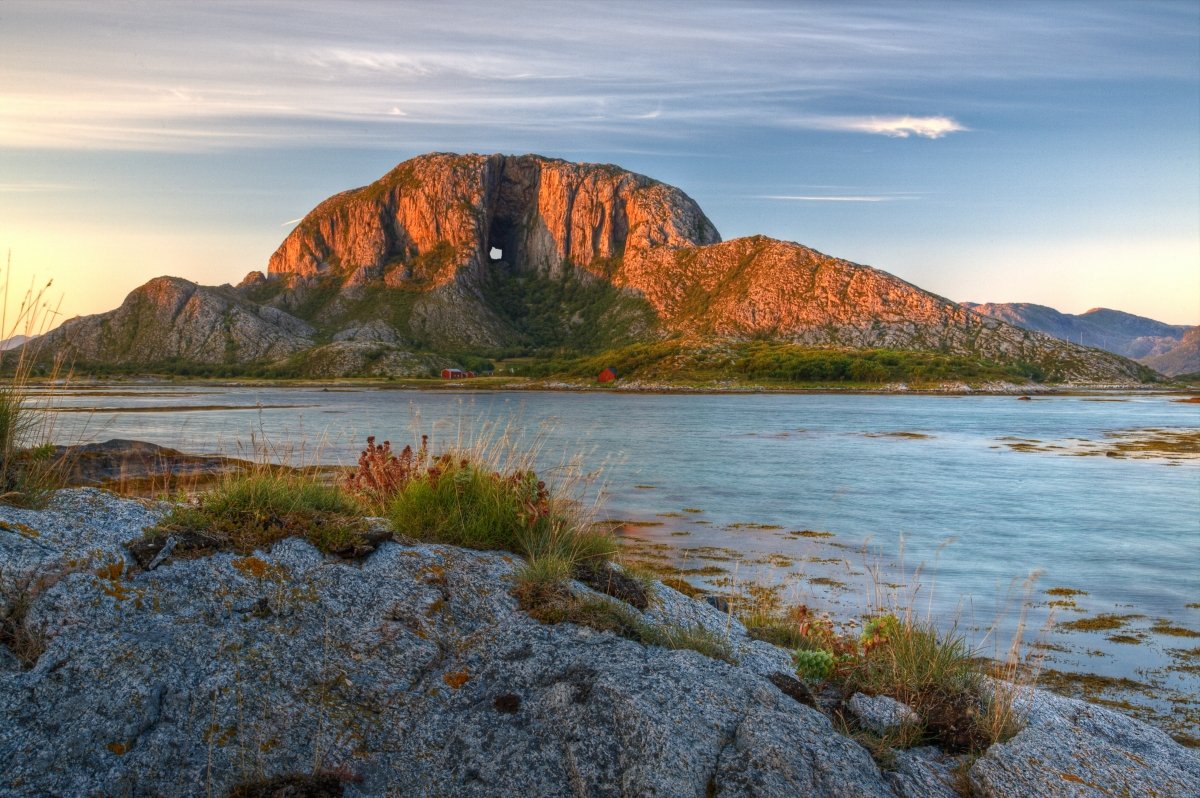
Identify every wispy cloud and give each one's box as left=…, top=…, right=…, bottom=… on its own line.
left=805, top=115, right=968, bottom=139
left=756, top=194, right=919, bottom=202
left=0, top=1, right=1190, bottom=152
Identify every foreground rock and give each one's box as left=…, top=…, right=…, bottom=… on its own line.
left=2, top=491, right=1197, bottom=797
left=54, top=439, right=249, bottom=490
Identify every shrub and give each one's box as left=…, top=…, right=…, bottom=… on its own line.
left=740, top=597, right=1013, bottom=754
left=379, top=438, right=616, bottom=570
left=844, top=618, right=991, bottom=752
left=343, top=435, right=429, bottom=510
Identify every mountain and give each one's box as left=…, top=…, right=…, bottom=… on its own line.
left=0, top=334, right=29, bottom=351
left=37, top=152, right=1153, bottom=383
left=963, top=302, right=1195, bottom=376
left=1142, top=327, right=1200, bottom=377
left=39, top=277, right=313, bottom=364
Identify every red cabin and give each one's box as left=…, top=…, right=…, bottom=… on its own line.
left=441, top=368, right=467, bottom=379
left=598, top=367, right=618, bottom=383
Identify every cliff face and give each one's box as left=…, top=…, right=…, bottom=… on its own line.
left=267, top=153, right=719, bottom=287
left=32, top=153, right=1160, bottom=382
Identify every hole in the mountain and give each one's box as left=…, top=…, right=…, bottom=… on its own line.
left=489, top=247, right=503, bottom=261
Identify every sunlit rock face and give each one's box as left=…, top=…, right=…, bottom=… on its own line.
left=266, top=152, right=720, bottom=286
left=615, top=236, right=1150, bottom=380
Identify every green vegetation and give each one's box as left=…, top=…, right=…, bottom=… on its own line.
left=480, top=265, right=657, bottom=355
left=346, top=434, right=616, bottom=568
left=740, top=601, right=1017, bottom=754
left=145, top=469, right=373, bottom=556
left=516, top=339, right=1052, bottom=386
left=340, top=434, right=735, bottom=661
left=515, top=571, right=736, bottom=663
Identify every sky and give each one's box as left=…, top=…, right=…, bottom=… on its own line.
left=1, top=0, right=1198, bottom=329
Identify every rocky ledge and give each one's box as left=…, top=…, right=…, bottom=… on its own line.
left=2, top=491, right=1196, bottom=797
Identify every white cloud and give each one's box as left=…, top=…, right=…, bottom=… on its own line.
left=808, top=115, right=968, bottom=139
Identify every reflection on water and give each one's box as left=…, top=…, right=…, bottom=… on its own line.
left=42, top=384, right=1200, bottom=739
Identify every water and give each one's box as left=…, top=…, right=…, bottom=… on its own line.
left=40, top=385, right=1200, bottom=737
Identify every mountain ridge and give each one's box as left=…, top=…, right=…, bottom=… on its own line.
left=962, top=301, right=1196, bottom=376
left=33, top=152, right=1155, bottom=384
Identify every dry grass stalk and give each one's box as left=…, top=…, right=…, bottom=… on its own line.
left=1, top=253, right=72, bottom=508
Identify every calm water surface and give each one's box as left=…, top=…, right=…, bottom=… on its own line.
left=43, top=386, right=1200, bottom=735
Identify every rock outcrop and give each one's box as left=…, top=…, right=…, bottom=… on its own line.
left=267, top=153, right=720, bottom=286
left=3, top=491, right=1198, bottom=797
left=37, top=276, right=314, bottom=366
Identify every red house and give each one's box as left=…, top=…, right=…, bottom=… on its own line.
left=598, top=367, right=618, bottom=383
left=441, top=368, right=466, bottom=379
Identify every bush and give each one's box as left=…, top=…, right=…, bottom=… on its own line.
left=373, top=436, right=616, bottom=569
left=343, top=435, right=430, bottom=510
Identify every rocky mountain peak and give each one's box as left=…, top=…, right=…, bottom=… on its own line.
left=267, top=152, right=720, bottom=288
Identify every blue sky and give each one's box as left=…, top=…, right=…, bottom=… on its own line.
left=2, top=0, right=1197, bottom=326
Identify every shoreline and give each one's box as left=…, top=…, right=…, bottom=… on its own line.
left=24, top=374, right=1200, bottom=398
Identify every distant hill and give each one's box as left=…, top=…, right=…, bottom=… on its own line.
left=0, top=334, right=29, bottom=351
left=1142, top=328, right=1200, bottom=377
left=962, top=302, right=1195, bottom=376
left=32, top=152, right=1154, bottom=384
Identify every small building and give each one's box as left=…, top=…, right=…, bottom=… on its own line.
left=598, top=367, right=618, bottom=383
left=441, top=368, right=467, bottom=379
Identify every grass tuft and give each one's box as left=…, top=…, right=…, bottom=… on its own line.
left=145, top=468, right=373, bottom=557
left=737, top=587, right=1022, bottom=756
left=0, top=565, right=75, bottom=669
